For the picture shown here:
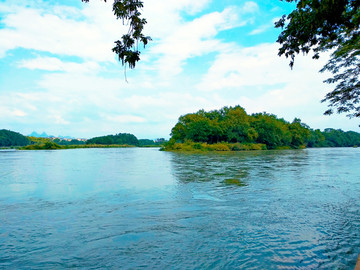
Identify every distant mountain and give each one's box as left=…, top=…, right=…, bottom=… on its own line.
left=29, top=131, right=50, bottom=138
left=58, top=135, right=74, bottom=139
left=29, top=131, right=74, bottom=139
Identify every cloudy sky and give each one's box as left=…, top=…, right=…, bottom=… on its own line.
left=0, top=0, right=359, bottom=139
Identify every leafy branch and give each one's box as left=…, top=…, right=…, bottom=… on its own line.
left=275, top=0, right=360, bottom=118
left=82, top=0, right=151, bottom=79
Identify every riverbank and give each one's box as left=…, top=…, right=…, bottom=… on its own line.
left=18, top=142, right=137, bottom=150
left=162, top=141, right=270, bottom=152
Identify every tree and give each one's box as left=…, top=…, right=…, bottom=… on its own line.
left=82, top=0, right=151, bottom=72
left=250, top=113, right=292, bottom=149
left=0, top=129, right=30, bottom=147
left=288, top=118, right=310, bottom=148
left=169, top=106, right=313, bottom=149
left=222, top=106, right=258, bottom=143
left=86, top=133, right=139, bottom=145
left=275, top=0, right=360, bottom=118
left=170, top=112, right=217, bottom=143
left=307, top=129, right=326, bottom=147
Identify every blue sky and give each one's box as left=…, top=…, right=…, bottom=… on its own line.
left=0, top=0, right=359, bottom=139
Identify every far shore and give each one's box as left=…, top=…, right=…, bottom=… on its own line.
left=17, top=143, right=160, bottom=150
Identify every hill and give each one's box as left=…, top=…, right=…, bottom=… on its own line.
left=0, top=129, right=30, bottom=147
left=86, top=133, right=139, bottom=146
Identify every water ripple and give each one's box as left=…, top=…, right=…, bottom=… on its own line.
left=0, top=148, right=359, bottom=269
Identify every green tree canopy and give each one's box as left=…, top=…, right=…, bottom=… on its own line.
left=276, top=0, right=360, bottom=118
left=82, top=0, right=151, bottom=71
left=170, top=106, right=312, bottom=149
left=86, top=133, right=139, bottom=146
left=250, top=113, right=293, bottom=149
left=307, top=129, right=326, bottom=147
left=0, top=129, right=30, bottom=147
left=168, top=106, right=360, bottom=150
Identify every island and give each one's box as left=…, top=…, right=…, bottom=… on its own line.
left=162, top=106, right=360, bottom=151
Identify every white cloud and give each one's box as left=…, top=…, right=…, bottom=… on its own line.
left=148, top=4, right=258, bottom=78
left=105, top=115, right=147, bottom=124
left=18, top=57, right=100, bottom=73
left=0, top=0, right=359, bottom=138
left=196, top=43, right=330, bottom=92
left=0, top=94, right=37, bottom=125
left=13, top=110, right=27, bottom=117
left=48, top=114, right=70, bottom=125
left=143, top=0, right=211, bottom=37
left=249, top=24, right=272, bottom=35
left=0, top=106, right=28, bottom=119
left=0, top=1, right=121, bottom=62
left=242, top=2, right=260, bottom=13
left=193, top=42, right=359, bottom=130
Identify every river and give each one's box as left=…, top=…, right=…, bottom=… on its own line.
left=0, top=147, right=359, bottom=269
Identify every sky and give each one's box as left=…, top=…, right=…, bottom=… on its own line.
left=0, top=0, right=359, bottom=139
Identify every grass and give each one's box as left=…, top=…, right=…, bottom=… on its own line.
left=19, top=143, right=137, bottom=150
left=163, top=140, right=267, bottom=152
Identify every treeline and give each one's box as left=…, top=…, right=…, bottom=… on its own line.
left=139, top=138, right=166, bottom=147
left=86, top=134, right=166, bottom=147
left=166, top=106, right=360, bottom=150
left=1, top=129, right=166, bottom=149
left=321, top=129, right=360, bottom=147
left=0, top=129, right=29, bottom=147
left=26, top=136, right=85, bottom=146
left=53, top=138, right=85, bottom=146
left=86, top=133, right=140, bottom=146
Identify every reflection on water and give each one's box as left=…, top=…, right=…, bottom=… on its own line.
left=0, top=148, right=359, bottom=269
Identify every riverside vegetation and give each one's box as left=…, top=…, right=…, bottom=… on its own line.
left=0, top=130, right=164, bottom=150
left=163, top=106, right=360, bottom=152
left=1, top=106, right=360, bottom=151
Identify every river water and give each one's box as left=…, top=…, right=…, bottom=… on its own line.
left=0, top=147, right=359, bottom=269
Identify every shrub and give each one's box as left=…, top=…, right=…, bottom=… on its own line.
left=208, top=143, right=230, bottom=151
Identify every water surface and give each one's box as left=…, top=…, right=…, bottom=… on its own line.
left=0, top=148, right=359, bottom=269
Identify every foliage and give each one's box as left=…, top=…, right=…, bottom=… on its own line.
left=322, top=128, right=360, bottom=147
left=230, top=143, right=266, bottom=151
left=138, top=138, right=166, bottom=147
left=167, top=105, right=360, bottom=151
left=170, top=106, right=260, bottom=144
left=163, top=140, right=266, bottom=152
left=28, top=136, right=52, bottom=144
left=0, top=129, right=30, bottom=147
left=321, top=39, right=360, bottom=118
left=86, top=133, right=139, bottom=146
left=21, top=141, right=63, bottom=150
left=82, top=0, right=151, bottom=72
left=20, top=143, right=136, bottom=150
left=168, top=106, right=311, bottom=150
left=276, top=0, right=360, bottom=118
left=288, top=118, right=311, bottom=148
left=307, top=129, right=326, bottom=147
left=251, top=113, right=292, bottom=149
left=53, top=138, right=86, bottom=145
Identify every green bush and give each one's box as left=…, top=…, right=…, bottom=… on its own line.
left=193, top=143, right=203, bottom=150
left=20, top=142, right=63, bottom=150
left=163, top=141, right=267, bottom=152
left=207, top=143, right=230, bottom=151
